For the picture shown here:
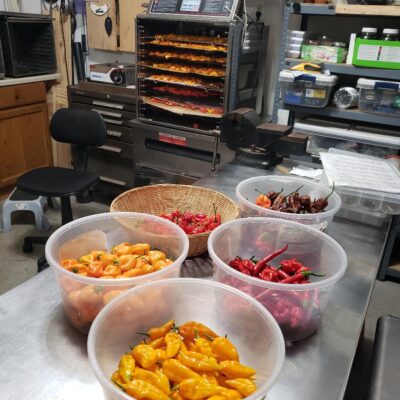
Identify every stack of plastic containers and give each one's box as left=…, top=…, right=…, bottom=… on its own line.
left=286, top=30, right=306, bottom=59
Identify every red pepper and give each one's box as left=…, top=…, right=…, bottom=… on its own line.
left=279, top=270, right=326, bottom=284
left=253, top=244, right=288, bottom=276
left=280, top=258, right=304, bottom=275
left=259, top=267, right=279, bottom=282
left=277, top=268, right=289, bottom=280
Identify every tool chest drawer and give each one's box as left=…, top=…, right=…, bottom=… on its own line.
left=69, top=94, right=136, bottom=112
left=69, top=102, right=135, bottom=125
left=95, top=139, right=133, bottom=160
left=105, top=124, right=133, bottom=143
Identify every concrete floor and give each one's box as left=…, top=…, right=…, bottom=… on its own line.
left=0, top=198, right=399, bottom=399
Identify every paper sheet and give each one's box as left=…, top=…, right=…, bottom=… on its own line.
left=320, top=152, right=400, bottom=194
left=289, top=166, right=323, bottom=180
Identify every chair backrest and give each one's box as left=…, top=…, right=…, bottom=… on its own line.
left=50, top=108, right=107, bottom=147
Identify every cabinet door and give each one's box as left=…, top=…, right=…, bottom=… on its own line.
left=86, top=0, right=118, bottom=51
left=0, top=103, right=53, bottom=189
left=119, top=0, right=147, bottom=52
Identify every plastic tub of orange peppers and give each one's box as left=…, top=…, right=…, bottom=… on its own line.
left=111, top=320, right=258, bottom=400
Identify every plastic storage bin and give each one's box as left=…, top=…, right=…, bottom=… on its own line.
left=88, top=278, right=285, bottom=400
left=45, top=212, right=189, bottom=333
left=236, top=176, right=341, bottom=231
left=279, top=71, right=338, bottom=108
left=357, top=78, right=400, bottom=118
left=209, top=218, right=347, bottom=342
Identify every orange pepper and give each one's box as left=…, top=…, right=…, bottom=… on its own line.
left=225, top=379, right=256, bottom=397
left=103, top=264, right=121, bottom=277
left=162, top=359, right=200, bottom=384
left=219, top=361, right=255, bottom=379
left=211, top=337, right=239, bottom=362
left=87, top=261, right=104, bottom=277
left=178, top=351, right=220, bottom=372
left=178, top=322, right=218, bottom=341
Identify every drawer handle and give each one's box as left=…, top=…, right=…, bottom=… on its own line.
left=107, top=130, right=123, bottom=137
left=93, top=100, right=124, bottom=109
left=103, top=118, right=123, bottom=125
left=92, top=108, right=122, bottom=118
left=98, top=145, right=122, bottom=153
left=99, top=176, right=127, bottom=186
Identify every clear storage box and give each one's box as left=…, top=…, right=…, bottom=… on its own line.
left=357, top=78, right=400, bottom=118
left=279, top=71, right=338, bottom=108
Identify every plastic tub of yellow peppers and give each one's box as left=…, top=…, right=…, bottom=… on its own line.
left=88, top=279, right=285, bottom=400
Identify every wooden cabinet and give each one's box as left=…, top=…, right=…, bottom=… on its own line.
left=0, top=82, right=52, bottom=190
left=86, top=0, right=147, bottom=52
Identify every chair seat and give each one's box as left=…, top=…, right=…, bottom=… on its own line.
left=16, top=167, right=99, bottom=197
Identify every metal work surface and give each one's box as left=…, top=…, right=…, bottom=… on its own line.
left=0, top=163, right=386, bottom=400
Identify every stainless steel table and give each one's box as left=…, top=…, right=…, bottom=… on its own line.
left=0, top=163, right=387, bottom=400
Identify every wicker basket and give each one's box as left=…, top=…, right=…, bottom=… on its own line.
left=110, top=184, right=241, bottom=257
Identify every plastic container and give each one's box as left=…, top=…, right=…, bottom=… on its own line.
left=236, top=176, right=342, bottom=231
left=359, top=27, right=378, bottom=39
left=285, top=50, right=301, bottom=59
left=382, top=28, right=399, bottom=41
left=88, top=278, right=285, bottom=400
left=209, top=217, right=347, bottom=342
left=279, top=70, right=338, bottom=108
left=288, top=43, right=302, bottom=51
left=45, top=212, right=189, bottom=333
left=288, top=30, right=306, bottom=38
left=287, top=36, right=304, bottom=44
left=357, top=78, right=400, bottom=118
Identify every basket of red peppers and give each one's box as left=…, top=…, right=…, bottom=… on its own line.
left=236, top=176, right=341, bottom=231
left=110, top=184, right=240, bottom=257
left=208, top=217, right=347, bottom=341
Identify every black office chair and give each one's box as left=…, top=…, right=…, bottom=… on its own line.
left=17, top=108, right=107, bottom=272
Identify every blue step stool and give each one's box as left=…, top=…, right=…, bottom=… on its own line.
left=1, top=188, right=51, bottom=232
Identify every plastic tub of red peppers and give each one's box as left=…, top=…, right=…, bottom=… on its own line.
left=208, top=217, right=347, bottom=342
left=236, top=176, right=341, bottom=232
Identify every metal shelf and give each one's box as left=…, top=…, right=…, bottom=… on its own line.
left=291, top=3, right=400, bottom=17
left=280, top=103, right=400, bottom=128
left=284, top=59, right=400, bottom=80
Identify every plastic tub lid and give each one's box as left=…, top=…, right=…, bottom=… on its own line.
left=357, top=78, right=400, bottom=93
left=382, top=28, right=399, bottom=34
left=361, top=27, right=378, bottom=33
left=279, top=70, right=338, bottom=86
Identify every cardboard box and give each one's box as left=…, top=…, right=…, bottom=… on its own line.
left=301, top=45, right=347, bottom=63
left=352, top=38, right=400, bottom=70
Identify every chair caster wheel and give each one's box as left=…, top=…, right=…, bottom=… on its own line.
left=37, top=256, right=49, bottom=273
left=23, top=242, right=33, bottom=253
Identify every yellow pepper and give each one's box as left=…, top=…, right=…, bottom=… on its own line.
left=111, top=370, right=124, bottom=386
left=122, top=379, right=170, bottom=400
left=144, top=337, right=164, bottom=349
left=211, top=337, right=239, bottom=362
left=178, top=378, right=223, bottom=400
left=132, top=344, right=158, bottom=368
left=157, top=332, right=182, bottom=361
left=219, top=388, right=242, bottom=400
left=132, top=368, right=170, bottom=394
left=118, top=353, right=135, bottom=383
left=225, top=379, right=256, bottom=397
left=194, top=338, right=214, bottom=357
left=178, top=351, right=220, bottom=372
left=153, top=259, right=173, bottom=271
left=148, top=250, right=166, bottom=264
left=219, top=361, right=256, bottom=379
left=130, top=243, right=151, bottom=255
left=162, top=359, right=200, bottom=384
left=207, top=396, right=228, bottom=400
left=78, top=254, right=94, bottom=264
left=147, top=320, right=175, bottom=340
left=179, top=321, right=218, bottom=341
left=201, top=373, right=219, bottom=386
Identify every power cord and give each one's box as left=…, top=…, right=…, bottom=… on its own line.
left=59, top=6, right=71, bottom=85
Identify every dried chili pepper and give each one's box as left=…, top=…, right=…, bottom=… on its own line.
left=253, top=244, right=288, bottom=276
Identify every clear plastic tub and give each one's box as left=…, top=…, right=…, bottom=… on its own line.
left=88, top=278, right=285, bottom=400
left=45, top=212, right=189, bottom=333
left=279, top=70, right=338, bottom=108
left=208, top=218, right=347, bottom=342
left=357, top=78, right=400, bottom=118
left=236, top=176, right=342, bottom=232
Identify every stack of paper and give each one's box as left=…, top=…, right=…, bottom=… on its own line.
left=320, top=150, right=400, bottom=194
